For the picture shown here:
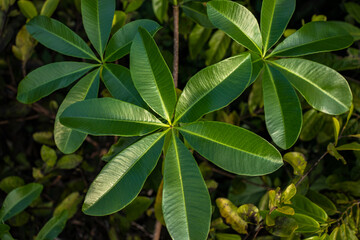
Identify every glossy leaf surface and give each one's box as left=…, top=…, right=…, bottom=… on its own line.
left=271, top=58, right=352, bottom=115
left=83, top=132, right=165, bottom=215
left=260, top=0, right=295, bottom=53
left=26, top=16, right=97, bottom=60
left=270, top=21, right=353, bottom=57
left=290, top=195, right=328, bottom=223
left=175, top=53, right=252, bottom=123
left=0, top=183, right=43, bottom=222
left=81, top=0, right=115, bottom=57
left=182, top=2, right=213, bottom=28
left=55, top=69, right=100, bottom=154
left=60, top=98, right=166, bottom=136
left=35, top=211, right=68, bottom=240
left=17, top=62, right=95, bottom=104
left=179, top=121, right=283, bottom=175
left=130, top=27, right=176, bottom=123
left=207, top=0, right=262, bottom=54
left=105, top=20, right=161, bottom=62
left=262, top=64, right=302, bottom=149
left=163, top=133, right=211, bottom=240
left=102, top=64, right=145, bottom=107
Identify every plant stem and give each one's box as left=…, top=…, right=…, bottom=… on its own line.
left=295, top=151, right=328, bottom=187
left=172, top=3, right=179, bottom=88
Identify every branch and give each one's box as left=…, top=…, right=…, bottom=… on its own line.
left=296, top=151, right=328, bottom=187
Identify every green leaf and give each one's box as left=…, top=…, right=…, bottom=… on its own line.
left=290, top=194, right=328, bottom=222
left=283, top=152, right=307, bottom=176
left=270, top=21, right=353, bottom=57
left=306, top=190, right=337, bottom=216
left=332, top=117, right=340, bottom=145
left=18, top=0, right=38, bottom=19
left=330, top=21, right=360, bottom=41
left=336, top=142, right=360, bottom=151
left=175, top=53, right=252, bottom=123
left=300, top=109, right=326, bottom=141
left=123, top=0, right=144, bottom=13
left=330, top=224, right=358, bottom=240
left=207, top=0, right=262, bottom=54
left=40, top=0, right=60, bottom=17
left=281, top=184, right=297, bottom=204
left=344, top=2, right=360, bottom=24
left=271, top=58, right=352, bottom=115
left=179, top=121, right=283, bottom=176
left=163, top=132, right=211, bottom=240
left=26, top=16, right=98, bottom=60
left=268, top=211, right=320, bottom=233
left=54, top=69, right=100, bottom=154
left=60, top=98, right=166, bottom=136
left=81, top=0, right=115, bottom=57
left=35, top=211, right=68, bottom=240
left=248, top=54, right=264, bottom=86
left=205, top=29, right=231, bottom=66
left=0, top=183, right=43, bottom=222
left=105, top=19, right=161, bottom=62
left=0, top=177, right=25, bottom=194
left=54, top=192, right=82, bottom=218
left=40, top=145, right=57, bottom=167
left=123, top=196, right=153, bottom=222
left=182, top=2, right=213, bottom=28
left=17, top=62, right=95, bottom=104
left=260, top=0, right=295, bottom=53
left=83, top=132, right=165, bottom=215
left=189, top=24, right=212, bottom=60
left=102, top=137, right=141, bottom=162
left=152, top=0, right=168, bottom=23
left=215, top=233, right=241, bottom=240
left=56, top=154, right=83, bottom=169
left=270, top=216, right=298, bottom=237
left=130, top=27, right=176, bottom=123
left=111, top=10, right=126, bottom=34
left=102, top=64, right=145, bottom=107
left=262, top=64, right=302, bottom=149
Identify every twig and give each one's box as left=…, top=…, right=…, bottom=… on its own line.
left=296, top=151, right=328, bottom=187
left=172, top=4, right=179, bottom=88
left=131, top=222, right=153, bottom=238
left=0, top=114, right=39, bottom=125
left=152, top=221, right=162, bottom=240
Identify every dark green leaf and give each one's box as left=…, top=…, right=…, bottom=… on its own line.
left=35, top=211, right=68, bottom=240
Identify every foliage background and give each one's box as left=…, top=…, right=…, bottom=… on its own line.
left=0, top=0, right=360, bottom=239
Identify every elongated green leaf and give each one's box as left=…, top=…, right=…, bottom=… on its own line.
left=130, top=27, right=176, bottom=123
left=40, top=0, right=60, bottom=17
left=260, top=0, right=295, bottom=53
left=105, top=20, right=161, bottom=62
left=270, top=21, right=353, bottom=57
left=207, top=0, right=262, bottom=54
left=189, top=24, right=212, bottom=60
left=17, top=62, right=95, bottom=104
left=81, top=0, right=115, bottom=57
left=26, top=16, right=98, bottom=60
left=267, top=211, right=320, bottom=233
left=182, top=2, right=213, bottom=28
left=271, top=58, right=352, bottom=115
left=336, top=142, right=360, bottom=151
left=262, top=64, right=302, bottom=149
left=290, top=195, right=328, bottom=222
left=60, top=98, right=167, bottom=136
left=163, top=132, right=211, bottom=240
left=83, top=132, right=165, bottom=215
left=247, top=53, right=264, bottom=86
left=306, top=190, right=337, bottom=216
left=35, top=211, right=68, bottom=240
left=18, top=0, right=38, bottom=19
left=175, top=53, right=252, bottom=123
left=205, top=29, right=231, bottom=66
left=330, top=21, right=360, bottom=41
left=102, top=64, right=145, bottom=107
left=0, top=183, right=43, bottom=222
left=344, top=2, right=360, bottom=24
left=55, top=69, right=100, bottom=154
left=152, top=0, right=168, bottom=23
left=179, top=121, right=283, bottom=175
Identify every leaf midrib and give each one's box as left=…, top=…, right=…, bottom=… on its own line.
left=87, top=132, right=166, bottom=209
left=179, top=127, right=275, bottom=161
left=271, top=34, right=350, bottom=56
left=270, top=61, right=348, bottom=109
left=62, top=116, right=167, bottom=127
left=31, top=23, right=98, bottom=61
left=262, top=0, right=276, bottom=52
